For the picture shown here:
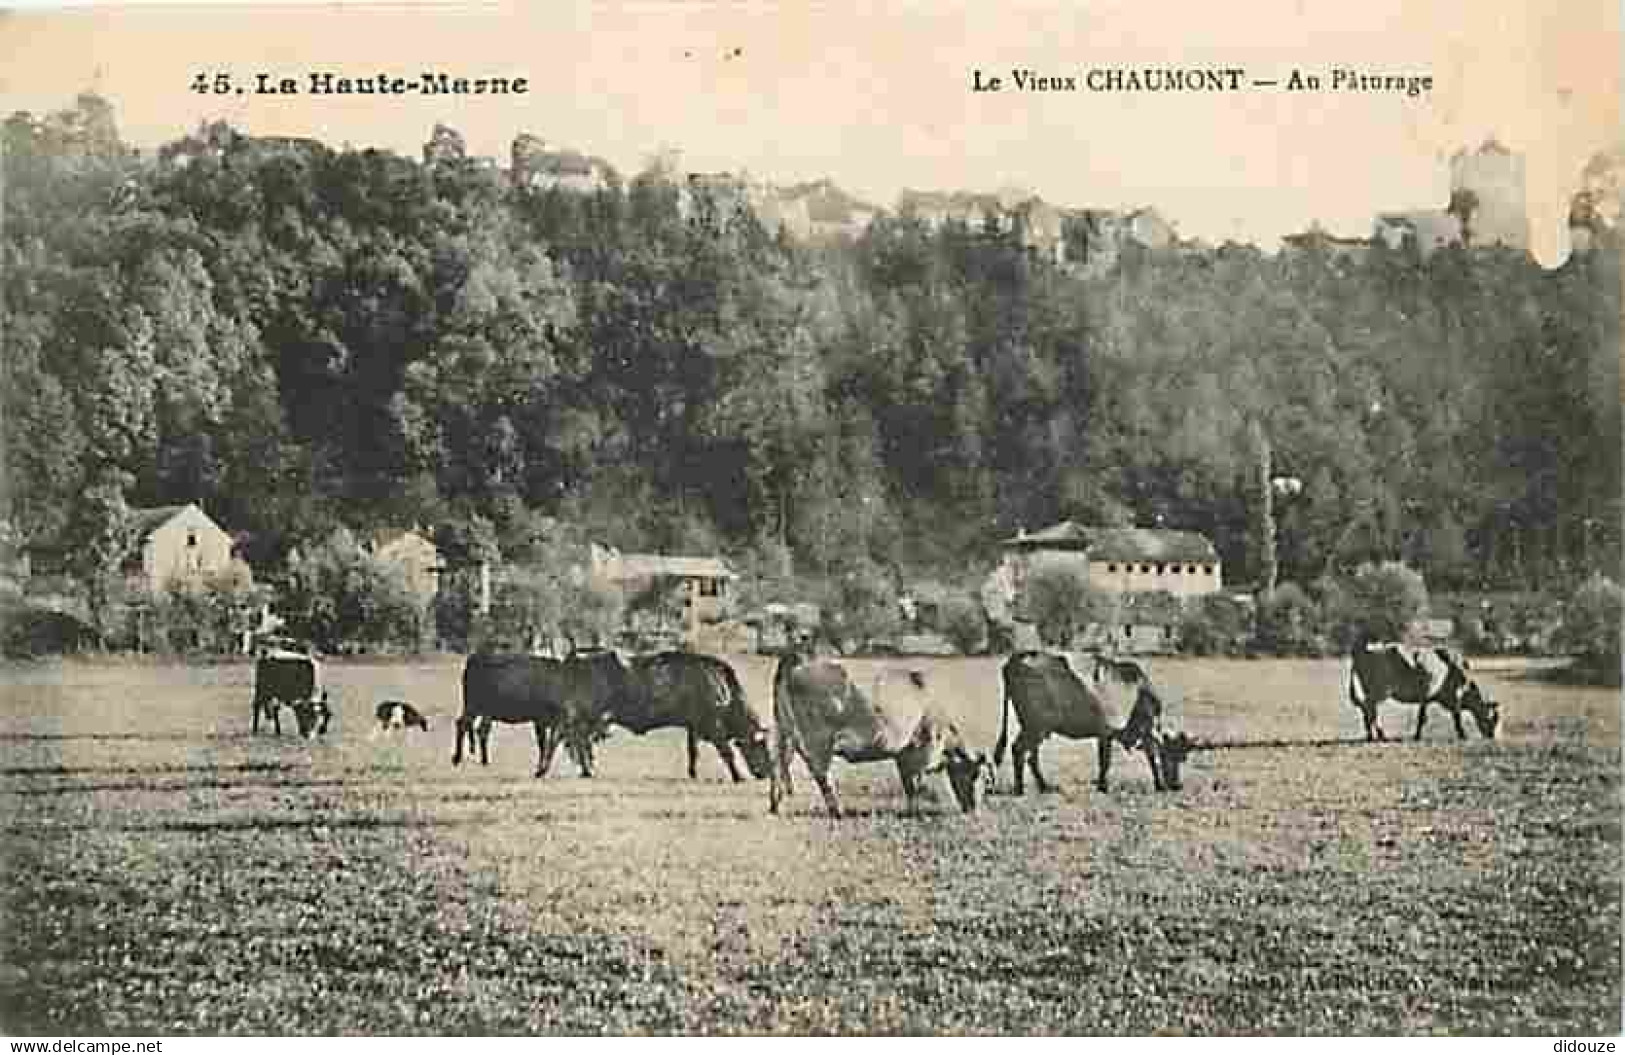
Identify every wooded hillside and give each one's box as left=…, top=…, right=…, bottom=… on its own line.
left=5, top=95, right=1618, bottom=596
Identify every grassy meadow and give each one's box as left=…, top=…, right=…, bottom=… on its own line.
left=0, top=654, right=1617, bottom=1034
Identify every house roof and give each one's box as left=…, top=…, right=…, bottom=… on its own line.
left=127, top=504, right=195, bottom=540
left=1003, top=521, right=1218, bottom=563
left=1003, top=520, right=1093, bottom=548
left=364, top=527, right=436, bottom=551
left=1080, top=528, right=1219, bottom=563
left=606, top=552, right=737, bottom=581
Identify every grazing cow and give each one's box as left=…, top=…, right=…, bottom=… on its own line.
left=769, top=651, right=990, bottom=818
left=374, top=699, right=431, bottom=734
left=1349, top=640, right=1500, bottom=741
left=453, top=653, right=589, bottom=777
left=252, top=651, right=331, bottom=738
left=993, top=651, right=1190, bottom=795
left=561, top=650, right=773, bottom=781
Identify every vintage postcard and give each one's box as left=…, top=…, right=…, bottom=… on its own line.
left=0, top=0, right=1619, bottom=1039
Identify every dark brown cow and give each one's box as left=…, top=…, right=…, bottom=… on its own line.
left=993, top=651, right=1189, bottom=795
left=1349, top=640, right=1499, bottom=741
left=252, top=651, right=331, bottom=738
left=452, top=653, right=594, bottom=777
left=559, top=650, right=772, bottom=781
left=769, top=651, right=990, bottom=818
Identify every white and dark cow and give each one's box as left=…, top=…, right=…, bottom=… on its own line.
left=252, top=650, right=331, bottom=738
left=769, top=651, right=990, bottom=818
left=993, top=651, right=1189, bottom=795
left=1349, top=639, right=1499, bottom=741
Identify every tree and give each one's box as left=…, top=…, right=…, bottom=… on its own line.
left=63, top=469, right=133, bottom=632
left=1179, top=593, right=1252, bottom=656
left=1244, top=419, right=1278, bottom=592
left=1253, top=582, right=1323, bottom=656
left=1334, top=561, right=1429, bottom=645
left=1556, top=575, right=1622, bottom=679
left=823, top=556, right=901, bottom=651
left=938, top=590, right=988, bottom=655
left=1024, top=563, right=1112, bottom=648
left=280, top=529, right=422, bottom=651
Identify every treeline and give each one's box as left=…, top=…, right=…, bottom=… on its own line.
left=4, top=94, right=1620, bottom=606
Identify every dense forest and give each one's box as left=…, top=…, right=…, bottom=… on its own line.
left=3, top=94, right=1620, bottom=603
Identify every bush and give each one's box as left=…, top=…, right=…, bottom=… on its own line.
left=433, top=577, right=476, bottom=651
left=937, top=590, right=988, bottom=655
left=1253, top=582, right=1322, bottom=656
left=1024, top=563, right=1113, bottom=648
left=281, top=529, right=424, bottom=652
left=478, top=560, right=626, bottom=654
left=1330, top=561, right=1428, bottom=646
left=1180, top=594, right=1252, bottom=656
left=1557, top=575, right=1623, bottom=673
left=823, top=557, right=901, bottom=652
left=1, top=601, right=102, bottom=657
left=144, top=564, right=266, bottom=654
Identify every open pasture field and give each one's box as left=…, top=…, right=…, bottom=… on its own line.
left=0, top=654, right=1618, bottom=1035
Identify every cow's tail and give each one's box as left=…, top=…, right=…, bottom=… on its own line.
left=1347, top=652, right=1367, bottom=712
left=992, top=672, right=1013, bottom=767
left=710, top=659, right=752, bottom=738
left=715, top=659, right=748, bottom=714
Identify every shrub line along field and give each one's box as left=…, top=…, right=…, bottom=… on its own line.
left=0, top=654, right=1618, bottom=1034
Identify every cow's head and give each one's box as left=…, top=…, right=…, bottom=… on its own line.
left=942, top=746, right=993, bottom=813
left=738, top=729, right=775, bottom=780
left=1461, top=680, right=1500, bottom=739
left=1156, top=731, right=1194, bottom=791
left=293, top=690, right=331, bottom=739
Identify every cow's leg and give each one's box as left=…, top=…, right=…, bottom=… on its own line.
left=897, top=761, right=921, bottom=817
left=1142, top=739, right=1166, bottom=791
left=1095, top=736, right=1113, bottom=793
left=574, top=732, right=596, bottom=777
left=1351, top=678, right=1384, bottom=741
left=713, top=738, right=745, bottom=783
left=1448, top=705, right=1468, bottom=740
left=1028, top=735, right=1057, bottom=794
left=1355, top=699, right=1384, bottom=741
left=477, top=716, right=493, bottom=765
left=685, top=727, right=701, bottom=779
left=770, top=729, right=796, bottom=814
left=1008, top=733, right=1027, bottom=795
left=252, top=696, right=262, bottom=735
left=559, top=722, right=593, bottom=777
left=1413, top=701, right=1430, bottom=741
left=271, top=701, right=283, bottom=737
left=533, top=720, right=550, bottom=778
left=533, top=720, right=560, bottom=777
left=452, top=716, right=467, bottom=765
left=811, top=767, right=842, bottom=819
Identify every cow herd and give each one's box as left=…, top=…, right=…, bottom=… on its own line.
left=249, top=638, right=1501, bottom=817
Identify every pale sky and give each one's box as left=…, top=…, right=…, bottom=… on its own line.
left=2, top=1, right=1619, bottom=264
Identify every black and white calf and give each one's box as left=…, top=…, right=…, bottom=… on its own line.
left=374, top=699, right=431, bottom=734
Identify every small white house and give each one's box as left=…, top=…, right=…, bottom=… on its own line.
left=123, top=504, right=244, bottom=594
